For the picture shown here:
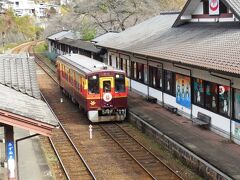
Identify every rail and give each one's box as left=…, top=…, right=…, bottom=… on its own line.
left=39, top=62, right=96, bottom=180
left=129, top=111, right=233, bottom=180
left=100, top=123, right=182, bottom=180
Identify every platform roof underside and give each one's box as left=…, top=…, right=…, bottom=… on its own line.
left=0, top=54, right=58, bottom=136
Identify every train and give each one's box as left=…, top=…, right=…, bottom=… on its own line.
left=56, top=54, right=128, bottom=122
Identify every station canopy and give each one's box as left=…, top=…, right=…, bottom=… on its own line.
left=0, top=54, right=58, bottom=137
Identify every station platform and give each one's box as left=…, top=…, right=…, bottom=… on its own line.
left=128, top=91, right=240, bottom=180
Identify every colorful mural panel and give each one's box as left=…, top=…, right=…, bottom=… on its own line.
left=176, top=74, right=191, bottom=109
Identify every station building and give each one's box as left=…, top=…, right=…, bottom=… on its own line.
left=47, top=30, right=104, bottom=61
left=47, top=0, right=240, bottom=144
left=94, top=0, right=240, bottom=144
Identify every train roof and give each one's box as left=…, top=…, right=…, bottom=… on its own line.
left=57, top=54, right=124, bottom=75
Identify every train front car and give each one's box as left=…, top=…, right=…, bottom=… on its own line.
left=87, top=70, right=128, bottom=122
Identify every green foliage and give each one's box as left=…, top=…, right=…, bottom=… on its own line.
left=81, top=19, right=97, bottom=41
left=34, top=42, right=48, bottom=53
left=0, top=9, right=43, bottom=42
left=99, top=3, right=108, bottom=13
left=82, top=28, right=96, bottom=41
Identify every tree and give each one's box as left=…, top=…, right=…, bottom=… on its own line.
left=73, top=0, right=160, bottom=33
left=44, top=0, right=187, bottom=38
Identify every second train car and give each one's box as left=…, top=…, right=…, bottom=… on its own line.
left=56, top=54, right=128, bottom=122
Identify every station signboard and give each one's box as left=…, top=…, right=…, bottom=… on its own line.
left=209, top=0, right=220, bottom=15
left=7, top=141, right=15, bottom=178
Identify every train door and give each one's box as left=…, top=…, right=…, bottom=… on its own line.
left=100, top=77, right=114, bottom=108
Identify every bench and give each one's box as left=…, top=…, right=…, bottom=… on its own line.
left=164, top=104, right=178, bottom=114
left=146, top=96, right=157, bottom=103
left=192, top=112, right=211, bottom=127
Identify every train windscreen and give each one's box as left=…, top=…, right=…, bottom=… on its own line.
left=88, top=75, right=99, bottom=94
left=115, top=74, right=125, bottom=93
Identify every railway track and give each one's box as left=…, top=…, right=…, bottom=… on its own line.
left=41, top=93, right=96, bottom=180
left=32, top=47, right=183, bottom=179
left=100, top=123, right=181, bottom=179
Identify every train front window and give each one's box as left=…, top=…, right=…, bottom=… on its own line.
left=88, top=75, right=99, bottom=94
left=115, top=74, right=125, bottom=93
left=103, top=81, right=111, bottom=93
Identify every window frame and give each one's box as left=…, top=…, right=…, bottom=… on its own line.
left=163, top=70, right=175, bottom=96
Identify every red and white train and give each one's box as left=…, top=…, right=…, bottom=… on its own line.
left=56, top=54, right=128, bottom=122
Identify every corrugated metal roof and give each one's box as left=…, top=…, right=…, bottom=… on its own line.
left=0, top=84, right=58, bottom=126
left=0, top=54, right=40, bottom=99
left=47, top=30, right=82, bottom=41
left=59, top=38, right=101, bottom=53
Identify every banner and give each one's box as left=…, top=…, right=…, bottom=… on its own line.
left=176, top=74, right=191, bottom=109
left=209, top=0, right=219, bottom=15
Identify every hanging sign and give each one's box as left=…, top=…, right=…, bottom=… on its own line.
left=209, top=0, right=220, bottom=15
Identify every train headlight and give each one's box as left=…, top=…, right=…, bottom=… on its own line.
left=116, top=74, right=119, bottom=78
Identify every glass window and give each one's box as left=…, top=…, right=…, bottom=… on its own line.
left=234, top=89, right=240, bottom=120
left=115, top=74, right=125, bottom=93
left=219, top=85, right=230, bottom=116
left=149, top=66, right=162, bottom=89
left=149, top=66, right=156, bottom=88
left=88, top=75, right=99, bottom=94
left=69, top=70, right=74, bottom=85
left=116, top=57, right=119, bottom=69
left=126, top=59, right=130, bottom=77
left=120, top=58, right=123, bottom=70
left=193, top=78, right=204, bottom=106
left=144, top=64, right=148, bottom=84
left=109, top=55, right=112, bottom=66
left=164, top=70, right=174, bottom=95
left=103, top=80, right=111, bottom=93
left=137, top=63, right=144, bottom=82
left=131, top=61, right=137, bottom=79
left=205, top=81, right=218, bottom=112
left=156, top=68, right=163, bottom=90
left=76, top=74, right=80, bottom=90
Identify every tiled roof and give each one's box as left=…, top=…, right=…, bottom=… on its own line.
left=126, top=22, right=240, bottom=75
left=92, top=32, right=119, bottom=44
left=224, top=0, right=240, bottom=20
left=0, top=84, right=58, bottom=126
left=96, top=14, right=178, bottom=50
left=0, top=54, right=58, bottom=127
left=0, top=54, right=40, bottom=99
left=59, top=38, right=101, bottom=53
left=97, top=13, right=240, bottom=76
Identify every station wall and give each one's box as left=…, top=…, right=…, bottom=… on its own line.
left=108, top=51, right=240, bottom=143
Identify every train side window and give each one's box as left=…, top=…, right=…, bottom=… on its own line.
left=88, top=75, right=99, bottom=94
left=115, top=74, right=125, bottom=93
